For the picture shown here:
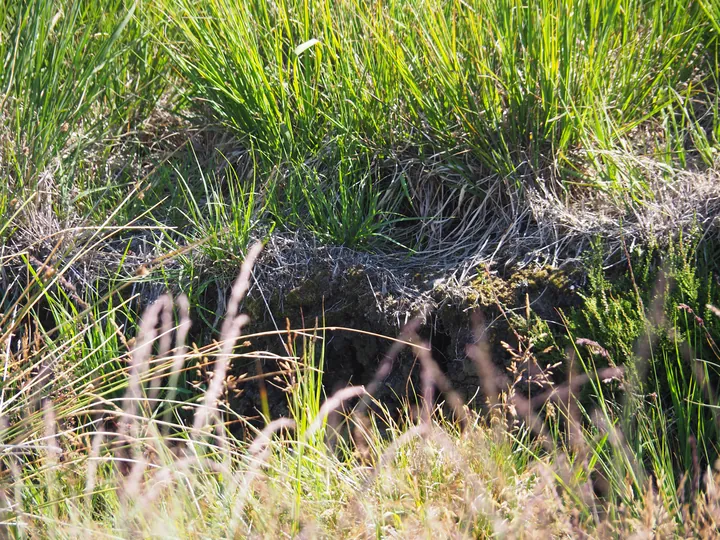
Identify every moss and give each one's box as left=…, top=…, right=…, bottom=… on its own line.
left=468, top=271, right=514, bottom=306
left=286, top=273, right=325, bottom=308
left=469, top=264, right=580, bottom=322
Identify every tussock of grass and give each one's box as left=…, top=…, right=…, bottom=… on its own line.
left=0, top=0, right=169, bottom=188
left=162, top=0, right=720, bottom=252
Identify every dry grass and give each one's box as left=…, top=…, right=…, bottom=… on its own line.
left=1, top=245, right=720, bottom=538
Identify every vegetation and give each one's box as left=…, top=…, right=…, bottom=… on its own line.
left=2, top=0, right=720, bottom=536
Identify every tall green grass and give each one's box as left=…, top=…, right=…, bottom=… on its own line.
left=0, top=0, right=169, bottom=200
left=163, top=0, right=717, bottom=247
left=167, top=0, right=710, bottom=170
left=3, top=0, right=718, bottom=251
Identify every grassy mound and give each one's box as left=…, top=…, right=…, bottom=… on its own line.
left=3, top=0, right=720, bottom=536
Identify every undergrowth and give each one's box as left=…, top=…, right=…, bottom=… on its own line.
left=3, top=0, right=720, bottom=537
left=0, top=241, right=719, bottom=536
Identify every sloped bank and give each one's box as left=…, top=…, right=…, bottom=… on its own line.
left=227, top=236, right=585, bottom=420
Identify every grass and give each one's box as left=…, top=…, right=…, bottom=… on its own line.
left=0, top=0, right=169, bottom=190
left=162, top=0, right=720, bottom=248
left=3, top=0, right=720, bottom=536
left=2, top=241, right=720, bottom=536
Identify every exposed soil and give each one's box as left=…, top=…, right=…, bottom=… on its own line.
left=227, top=252, right=586, bottom=420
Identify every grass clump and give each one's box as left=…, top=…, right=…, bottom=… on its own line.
left=162, top=0, right=720, bottom=248
left=166, top=0, right=711, bottom=172
left=0, top=0, right=169, bottom=189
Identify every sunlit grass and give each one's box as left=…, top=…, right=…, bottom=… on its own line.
left=2, top=0, right=720, bottom=536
